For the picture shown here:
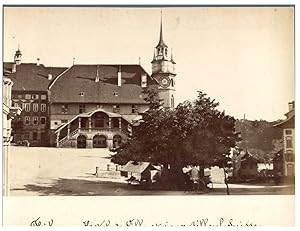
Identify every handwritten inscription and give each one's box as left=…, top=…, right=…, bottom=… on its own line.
left=30, top=217, right=257, bottom=227
left=30, top=217, right=53, bottom=227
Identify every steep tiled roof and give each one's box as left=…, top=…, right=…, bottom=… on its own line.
left=49, top=64, right=158, bottom=104
left=3, top=62, right=67, bottom=91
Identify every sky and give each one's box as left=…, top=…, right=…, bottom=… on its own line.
left=3, top=7, right=295, bottom=121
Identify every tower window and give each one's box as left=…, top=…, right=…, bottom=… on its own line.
left=171, top=95, right=175, bottom=108
left=171, top=79, right=174, bottom=87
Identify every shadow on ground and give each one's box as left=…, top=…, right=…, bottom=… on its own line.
left=11, top=178, right=295, bottom=196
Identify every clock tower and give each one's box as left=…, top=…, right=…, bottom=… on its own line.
left=151, top=14, right=176, bottom=109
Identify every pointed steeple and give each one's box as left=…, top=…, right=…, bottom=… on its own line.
left=14, top=44, right=22, bottom=65
left=156, top=11, right=168, bottom=48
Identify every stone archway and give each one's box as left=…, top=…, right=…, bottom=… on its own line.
left=93, top=135, right=107, bottom=148
left=113, top=135, right=122, bottom=148
left=77, top=135, right=87, bottom=148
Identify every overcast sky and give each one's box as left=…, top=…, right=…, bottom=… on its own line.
left=3, top=7, right=294, bottom=121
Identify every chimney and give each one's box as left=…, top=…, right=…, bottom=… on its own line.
left=141, top=74, right=147, bottom=88
left=12, top=64, right=17, bottom=73
left=117, top=66, right=122, bottom=87
left=37, top=58, right=40, bottom=66
left=95, top=65, right=100, bottom=82
left=288, top=101, right=295, bottom=111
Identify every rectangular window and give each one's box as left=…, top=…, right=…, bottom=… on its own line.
left=40, top=117, right=46, bottom=125
left=79, top=104, right=86, bottom=113
left=41, top=95, right=47, bottom=100
left=286, top=137, right=293, bottom=149
left=113, top=105, right=120, bottom=113
left=285, top=130, right=292, bottom=135
left=41, top=104, right=47, bottom=112
left=61, top=120, right=68, bottom=123
left=32, top=132, right=38, bottom=140
left=25, top=103, right=31, bottom=112
left=24, top=116, right=30, bottom=125
left=61, top=104, right=68, bottom=114
left=17, top=94, right=23, bottom=99
left=25, top=94, right=31, bottom=100
left=131, top=105, right=139, bottom=113
left=285, top=153, right=294, bottom=162
left=33, top=103, right=38, bottom=112
left=33, top=116, right=38, bottom=125
left=32, top=94, right=39, bottom=100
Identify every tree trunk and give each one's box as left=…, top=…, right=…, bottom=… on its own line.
left=223, top=167, right=230, bottom=195
left=169, top=165, right=185, bottom=190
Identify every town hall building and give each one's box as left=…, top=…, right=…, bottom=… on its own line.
left=4, top=15, right=177, bottom=149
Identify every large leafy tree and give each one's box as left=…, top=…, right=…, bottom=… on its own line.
left=112, top=89, right=240, bottom=187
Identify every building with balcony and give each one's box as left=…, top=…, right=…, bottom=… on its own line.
left=49, top=64, right=158, bottom=148
left=274, top=101, right=295, bottom=177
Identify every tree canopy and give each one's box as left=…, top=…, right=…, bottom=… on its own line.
left=112, top=89, right=240, bottom=170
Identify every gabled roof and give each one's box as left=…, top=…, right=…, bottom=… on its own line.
left=3, top=62, right=67, bottom=91
left=121, top=161, right=154, bottom=174
left=274, top=110, right=295, bottom=129
left=49, top=64, right=158, bottom=104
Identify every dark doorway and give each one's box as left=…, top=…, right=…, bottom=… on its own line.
left=113, top=135, right=122, bottom=148
left=93, top=135, right=107, bottom=148
left=77, top=135, right=87, bottom=148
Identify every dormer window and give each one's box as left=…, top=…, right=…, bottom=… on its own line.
left=79, top=92, right=85, bottom=96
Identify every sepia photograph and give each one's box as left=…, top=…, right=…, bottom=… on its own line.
left=2, top=4, right=296, bottom=226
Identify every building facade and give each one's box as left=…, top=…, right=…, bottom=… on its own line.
left=274, top=101, right=295, bottom=177
left=49, top=64, right=158, bottom=148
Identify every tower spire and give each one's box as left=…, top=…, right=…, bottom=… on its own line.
left=156, top=11, right=168, bottom=48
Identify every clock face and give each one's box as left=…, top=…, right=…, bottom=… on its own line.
left=160, top=76, right=171, bottom=88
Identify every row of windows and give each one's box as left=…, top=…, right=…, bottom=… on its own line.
left=24, top=116, right=47, bottom=125
left=14, top=102, right=47, bottom=112
left=61, top=104, right=139, bottom=114
left=15, top=94, right=47, bottom=100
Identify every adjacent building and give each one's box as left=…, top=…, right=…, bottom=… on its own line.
left=3, top=49, right=67, bottom=146
left=3, top=77, right=21, bottom=196
left=274, top=101, right=295, bottom=177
